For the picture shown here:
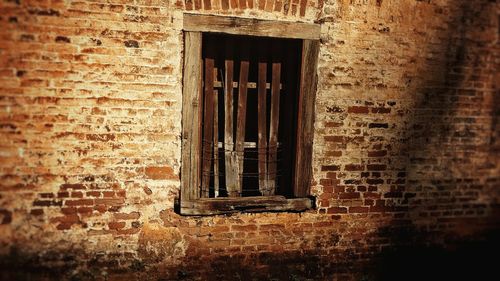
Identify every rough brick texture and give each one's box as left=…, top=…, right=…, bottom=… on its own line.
left=0, top=0, right=499, bottom=280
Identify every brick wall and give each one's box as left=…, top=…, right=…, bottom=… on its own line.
left=0, top=0, right=498, bottom=280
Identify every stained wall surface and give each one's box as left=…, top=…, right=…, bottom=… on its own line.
left=0, top=0, right=498, bottom=280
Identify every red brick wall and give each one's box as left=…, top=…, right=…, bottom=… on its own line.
left=0, top=0, right=498, bottom=280
left=182, top=0, right=319, bottom=17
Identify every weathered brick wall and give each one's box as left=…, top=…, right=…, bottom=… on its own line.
left=0, top=0, right=498, bottom=280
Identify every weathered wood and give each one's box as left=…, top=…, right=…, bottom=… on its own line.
left=235, top=60, right=249, bottom=194
left=218, top=141, right=280, bottom=149
left=258, top=62, right=268, bottom=195
left=294, top=40, right=320, bottom=198
left=267, top=62, right=281, bottom=196
left=180, top=196, right=313, bottom=215
left=201, top=55, right=215, bottom=198
left=181, top=32, right=202, bottom=201
left=212, top=81, right=280, bottom=89
left=213, top=89, right=219, bottom=197
left=183, top=14, right=320, bottom=40
left=224, top=58, right=239, bottom=197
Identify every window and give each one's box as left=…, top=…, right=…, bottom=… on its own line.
left=180, top=14, right=320, bottom=215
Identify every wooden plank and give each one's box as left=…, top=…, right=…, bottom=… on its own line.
left=180, top=196, right=313, bottom=215
left=294, top=40, right=320, bottom=198
left=213, top=89, right=219, bottom=197
left=235, top=60, right=249, bottom=194
left=267, top=62, right=281, bottom=196
left=181, top=32, right=202, bottom=201
left=218, top=141, right=279, bottom=149
left=258, top=62, right=268, bottom=195
left=224, top=57, right=239, bottom=197
left=201, top=55, right=215, bottom=198
left=213, top=81, right=280, bottom=89
left=183, top=14, right=320, bottom=40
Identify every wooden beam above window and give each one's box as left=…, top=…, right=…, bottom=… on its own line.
left=183, top=14, right=321, bottom=40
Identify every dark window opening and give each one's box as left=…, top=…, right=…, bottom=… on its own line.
left=200, top=33, right=303, bottom=199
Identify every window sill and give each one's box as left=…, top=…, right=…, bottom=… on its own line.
left=179, top=196, right=313, bottom=216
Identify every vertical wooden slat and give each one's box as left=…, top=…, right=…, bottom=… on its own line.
left=235, top=60, right=249, bottom=195
left=201, top=52, right=215, bottom=198
left=258, top=62, right=268, bottom=195
left=224, top=40, right=239, bottom=197
left=213, top=88, right=219, bottom=197
left=267, top=62, right=281, bottom=196
left=294, top=39, right=320, bottom=197
left=181, top=32, right=202, bottom=201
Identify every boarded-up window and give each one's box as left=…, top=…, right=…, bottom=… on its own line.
left=180, top=14, right=320, bottom=215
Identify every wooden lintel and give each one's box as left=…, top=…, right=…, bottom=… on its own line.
left=180, top=196, right=312, bottom=215
left=183, top=14, right=320, bottom=40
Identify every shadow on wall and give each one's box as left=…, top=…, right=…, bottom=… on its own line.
left=368, top=230, right=500, bottom=281
left=404, top=0, right=499, bottom=228
left=369, top=0, right=500, bottom=280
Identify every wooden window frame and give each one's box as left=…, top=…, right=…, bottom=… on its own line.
left=180, top=14, right=320, bottom=215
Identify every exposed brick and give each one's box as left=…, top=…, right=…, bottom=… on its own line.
left=326, top=151, right=343, bottom=157
left=57, top=192, right=70, bottom=198
left=108, top=221, right=126, bottom=230
left=345, top=164, right=364, bottom=171
left=86, top=191, right=101, bottom=197
left=55, top=36, right=70, bottom=43
left=39, top=193, right=54, bottom=198
left=77, top=207, right=93, bottom=214
left=30, top=209, right=44, bottom=216
left=231, top=225, right=258, bottom=232
left=349, top=206, right=369, bottom=213
left=114, top=212, right=140, bottom=220
left=65, top=199, right=94, bottom=206
left=347, top=106, right=369, bottom=114
left=325, top=122, right=343, bottom=127
left=339, top=192, right=360, bottom=199
left=321, top=165, right=340, bottom=171
left=371, top=107, right=391, bottom=114
left=102, top=191, right=115, bottom=198
left=368, top=123, right=389, bottom=128
left=364, top=192, right=381, bottom=199
left=324, top=136, right=344, bottom=142
left=326, top=172, right=337, bottom=179
left=53, top=215, right=80, bottom=224
left=33, top=200, right=61, bottom=207
left=61, top=208, right=77, bottom=215
left=366, top=178, right=384, bottom=185
left=367, top=164, right=386, bottom=171
left=368, top=150, right=387, bottom=157
left=71, top=192, right=84, bottom=198
left=327, top=207, right=347, bottom=214
left=145, top=166, right=177, bottom=180
left=124, top=40, right=139, bottom=48
left=384, top=192, right=403, bottom=198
